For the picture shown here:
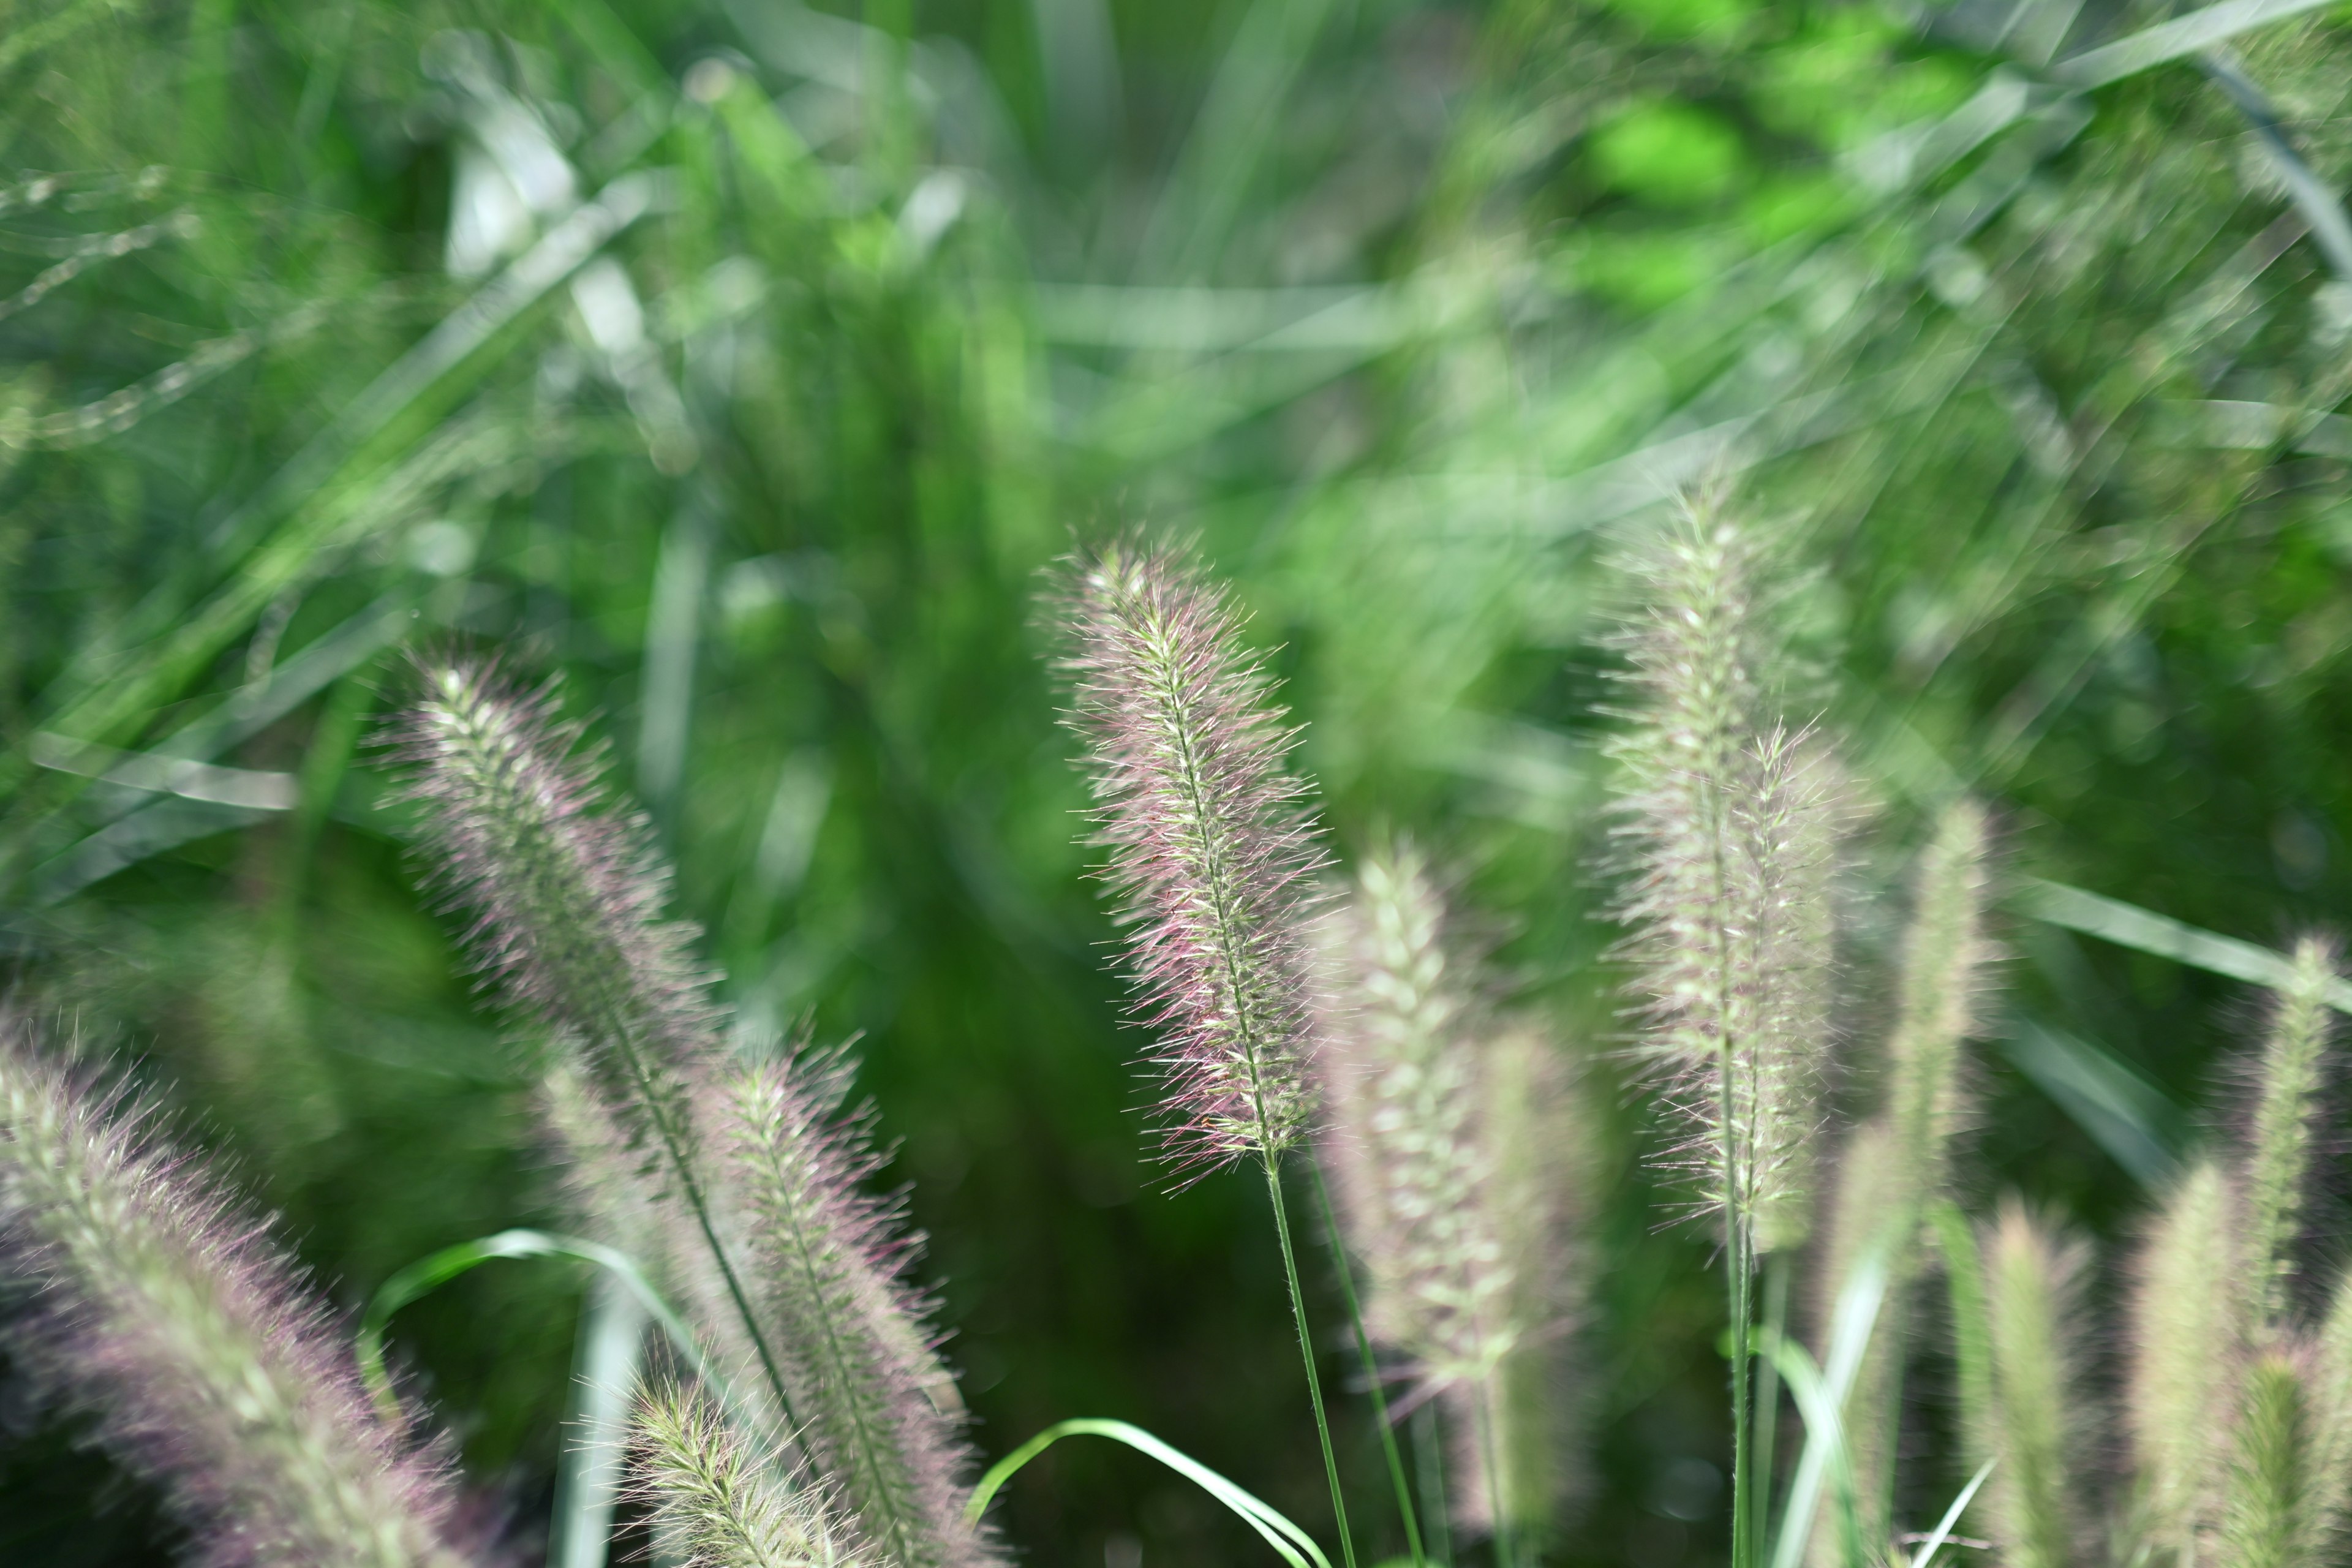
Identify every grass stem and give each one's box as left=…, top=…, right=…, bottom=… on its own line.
left=1753, top=1254, right=1787, bottom=1564
left=1412, top=1401, right=1454, bottom=1568
left=1267, top=1155, right=1360, bottom=1568
left=1308, top=1160, right=1428, bottom=1568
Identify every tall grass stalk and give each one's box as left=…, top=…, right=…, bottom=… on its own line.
left=394, top=662, right=793, bottom=1423
left=1611, top=508, right=1837, bottom=1568
left=1316, top=842, right=1583, bottom=1562
left=1057, top=537, right=1357, bottom=1568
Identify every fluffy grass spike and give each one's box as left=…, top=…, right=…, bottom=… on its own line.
left=1319, top=846, right=1586, bottom=1548
left=2127, top=1158, right=2239, bottom=1560
left=1319, top=839, right=1505, bottom=1389
left=1057, top=537, right=1325, bottom=1169
left=634, top=1381, right=867, bottom=1568
left=0, top=1012, right=481, bottom=1568
left=1609, top=510, right=1837, bottom=1257
left=1447, top=1026, right=1586, bottom=1552
left=725, top=1046, right=999, bottom=1568
left=393, top=660, right=717, bottom=1132
left=395, top=660, right=794, bottom=1431
left=2217, top=1353, right=2313, bottom=1568
left=2240, top=938, right=2338, bottom=1330
left=1880, top=800, right=1992, bottom=1205
left=1978, top=1199, right=2088, bottom=1568
left=2303, top=1266, right=2352, bottom=1558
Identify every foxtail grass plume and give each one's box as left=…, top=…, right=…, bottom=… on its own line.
left=2302, top=1268, right=2352, bottom=1560
left=0, top=1012, right=481, bottom=1568
left=1610, top=509, right=1838, bottom=1256
left=1978, top=1199, right=2089, bottom=1568
left=2239, top=938, right=2338, bottom=1331
left=2218, top=1352, right=2317, bottom=1568
left=399, top=668, right=990, bottom=1559
left=1317, top=843, right=1586, bottom=1544
left=393, top=660, right=717, bottom=1134
left=1057, top=537, right=1325, bottom=1169
left=724, top=1046, right=997, bottom=1568
left=633, top=1381, right=867, bottom=1568
left=2128, top=1158, right=2239, bottom=1561
left=1319, top=839, right=1504, bottom=1385
left=1447, top=1026, right=1586, bottom=1549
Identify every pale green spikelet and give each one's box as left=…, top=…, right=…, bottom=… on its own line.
left=1444, top=1025, right=1589, bottom=1549
left=2127, top=1158, right=2241, bottom=1563
left=723, top=1047, right=997, bottom=1568
left=2216, top=1353, right=2314, bottom=1568
left=633, top=1381, right=867, bottom=1568
left=2239, top=938, right=2338, bottom=1332
left=1880, top=800, right=1994, bottom=1203
left=1610, top=505, right=1839, bottom=1259
left=0, top=1013, right=481, bottom=1568
left=2303, top=1266, right=2352, bottom=1558
left=1319, top=838, right=1504, bottom=1385
left=1318, top=846, right=1589, bottom=1547
left=1979, top=1199, right=2089, bottom=1568
left=1732, top=723, right=1839, bottom=1257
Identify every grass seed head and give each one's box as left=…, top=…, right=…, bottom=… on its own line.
left=1056, top=537, right=1327, bottom=1170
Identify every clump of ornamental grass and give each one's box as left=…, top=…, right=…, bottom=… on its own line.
left=2117, top=938, right=2352, bottom=1568
left=631, top=1380, right=867, bottom=1568
left=1316, top=839, right=1588, bottom=1566
left=1930, top=941, right=2352, bottom=1568
left=1607, top=501, right=1839, bottom=1568
left=1807, top=798, right=1996, bottom=1563
left=0, top=1009, right=483, bottom=1568
left=1054, top=536, right=1379, bottom=1566
left=395, top=660, right=997, bottom=1568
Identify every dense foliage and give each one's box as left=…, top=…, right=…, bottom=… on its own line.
left=4, top=1, right=2351, bottom=1565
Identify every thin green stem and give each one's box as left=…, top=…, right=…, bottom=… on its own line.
left=1308, top=1161, right=1428, bottom=1568
left=1728, top=1227, right=1755, bottom=1568
left=1752, top=1253, right=1788, bottom=1564
left=1475, top=1385, right=1516, bottom=1568
left=1412, top=1401, right=1454, bottom=1568
left=1267, top=1155, right=1359, bottom=1568
left=607, top=1029, right=797, bottom=1433
left=1722, top=1022, right=1754, bottom=1568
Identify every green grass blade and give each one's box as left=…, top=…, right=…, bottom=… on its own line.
left=1910, top=1457, right=1999, bottom=1568
left=1767, top=1250, right=1887, bottom=1568
left=355, top=1228, right=709, bottom=1425
left=549, top=1280, right=649, bottom=1568
left=963, top=1417, right=1335, bottom=1568
left=1998, top=1019, right=2181, bottom=1188
left=2013, top=880, right=2352, bottom=1012
left=2051, top=0, right=2337, bottom=88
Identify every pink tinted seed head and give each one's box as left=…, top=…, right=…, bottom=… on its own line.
left=1057, top=537, right=1327, bottom=1170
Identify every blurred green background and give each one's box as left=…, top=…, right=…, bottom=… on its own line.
left=2, top=0, right=2350, bottom=1564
